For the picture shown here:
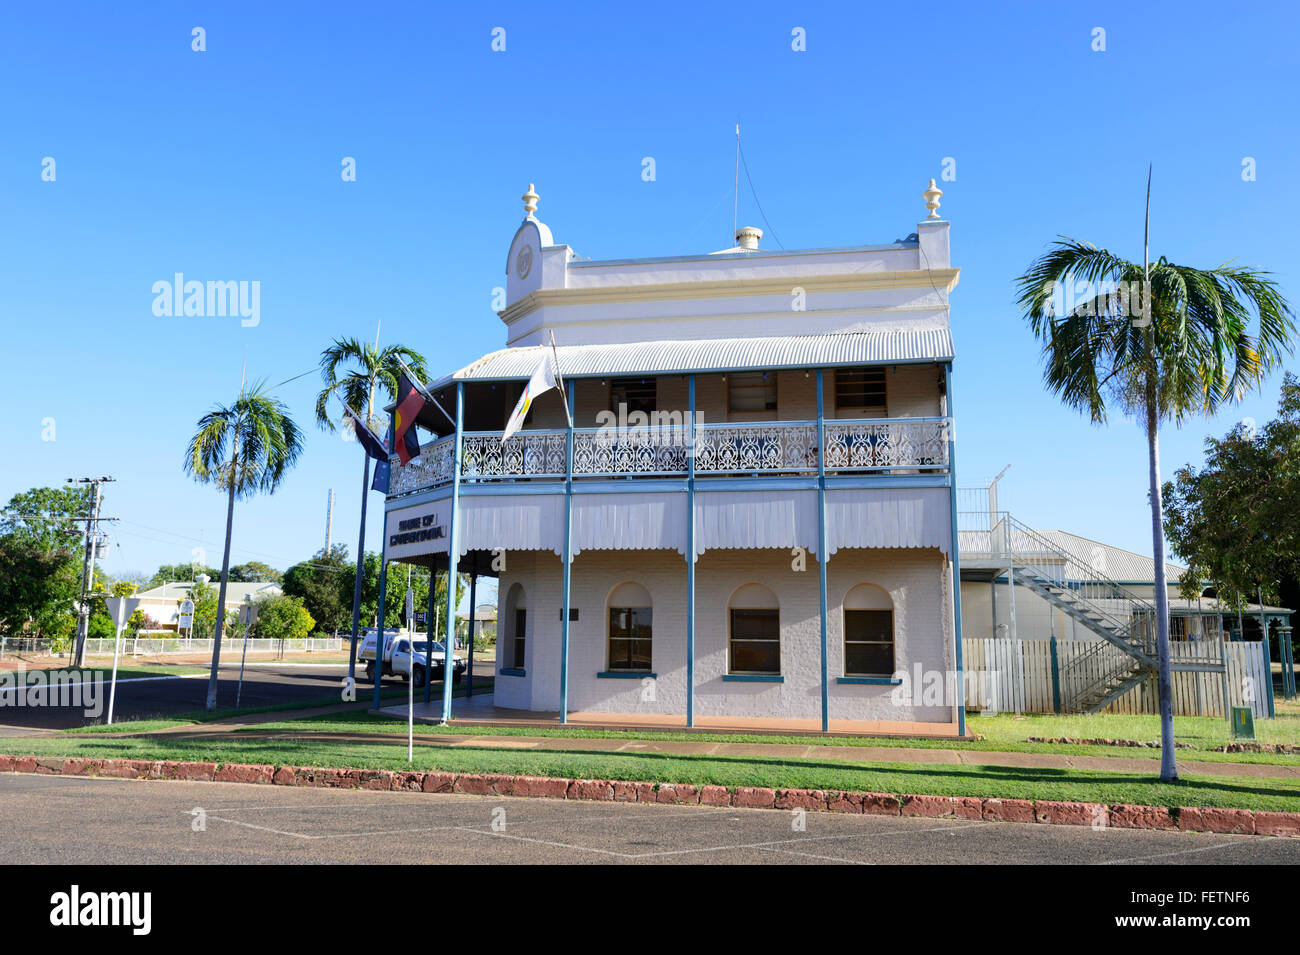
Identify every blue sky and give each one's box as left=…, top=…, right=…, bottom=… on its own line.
left=2, top=0, right=1297, bottom=595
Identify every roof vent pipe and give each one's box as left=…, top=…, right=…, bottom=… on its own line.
left=734, top=226, right=762, bottom=250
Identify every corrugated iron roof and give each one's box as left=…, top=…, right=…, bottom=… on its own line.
left=430, top=329, right=953, bottom=388
left=1037, top=529, right=1187, bottom=583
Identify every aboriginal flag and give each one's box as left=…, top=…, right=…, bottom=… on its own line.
left=393, top=373, right=426, bottom=465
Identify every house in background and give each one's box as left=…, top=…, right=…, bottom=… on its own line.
left=381, top=180, right=967, bottom=734
left=957, top=487, right=1292, bottom=715
left=456, top=604, right=498, bottom=644
left=134, top=580, right=283, bottom=631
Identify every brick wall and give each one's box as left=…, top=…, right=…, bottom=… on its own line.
left=493, top=546, right=954, bottom=723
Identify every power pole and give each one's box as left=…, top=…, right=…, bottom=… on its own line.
left=70, top=476, right=115, bottom=668
left=325, top=488, right=334, bottom=555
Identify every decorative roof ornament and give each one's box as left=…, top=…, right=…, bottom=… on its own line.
left=923, top=178, right=943, bottom=219
left=522, top=183, right=540, bottom=217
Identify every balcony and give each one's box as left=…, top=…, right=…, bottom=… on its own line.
left=388, top=416, right=950, bottom=498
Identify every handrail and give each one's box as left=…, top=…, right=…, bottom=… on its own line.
left=387, top=416, right=951, bottom=495
left=989, top=514, right=1159, bottom=659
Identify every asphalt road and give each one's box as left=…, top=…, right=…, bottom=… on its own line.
left=0, top=663, right=364, bottom=730
left=2, top=772, right=1298, bottom=864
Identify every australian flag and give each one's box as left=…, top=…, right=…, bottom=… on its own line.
left=344, top=406, right=389, bottom=461
left=371, top=427, right=391, bottom=493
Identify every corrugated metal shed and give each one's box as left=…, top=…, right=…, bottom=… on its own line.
left=429, top=329, right=954, bottom=387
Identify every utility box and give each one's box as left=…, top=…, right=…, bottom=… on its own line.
left=1230, top=706, right=1256, bottom=740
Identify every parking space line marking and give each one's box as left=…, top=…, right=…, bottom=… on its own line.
left=1095, top=840, right=1244, bottom=864
left=756, top=845, right=872, bottom=864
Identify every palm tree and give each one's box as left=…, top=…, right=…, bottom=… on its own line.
left=1016, top=195, right=1295, bottom=782
left=186, top=380, right=304, bottom=710
left=315, top=337, right=428, bottom=688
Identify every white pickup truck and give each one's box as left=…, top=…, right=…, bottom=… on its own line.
left=359, top=629, right=466, bottom=687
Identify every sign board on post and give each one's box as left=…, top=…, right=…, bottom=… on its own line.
left=1231, top=706, right=1256, bottom=740
left=178, top=598, right=195, bottom=631
left=104, top=597, right=142, bottom=630
left=102, top=596, right=142, bottom=726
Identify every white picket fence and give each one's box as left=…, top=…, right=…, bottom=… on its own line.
left=79, top=636, right=344, bottom=656
left=965, top=637, right=1270, bottom=718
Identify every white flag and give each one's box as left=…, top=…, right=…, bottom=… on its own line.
left=503, top=356, right=558, bottom=442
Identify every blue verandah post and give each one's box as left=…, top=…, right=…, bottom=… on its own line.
left=560, top=385, right=576, bottom=723
left=441, top=381, right=465, bottom=723
left=686, top=374, right=696, bottom=728
left=424, top=569, right=436, bottom=704
left=466, top=572, right=477, bottom=697
left=944, top=362, right=967, bottom=737
left=816, top=369, right=829, bottom=734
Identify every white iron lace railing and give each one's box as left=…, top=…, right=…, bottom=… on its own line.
left=387, top=435, right=455, bottom=496
left=823, top=416, right=949, bottom=470
left=462, top=430, right=567, bottom=479
left=694, top=422, right=817, bottom=473
left=573, top=427, right=688, bottom=475
left=387, top=416, right=951, bottom=495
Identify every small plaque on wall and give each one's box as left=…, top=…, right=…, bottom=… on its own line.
left=558, top=608, right=579, bottom=621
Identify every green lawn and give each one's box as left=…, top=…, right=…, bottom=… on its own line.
left=213, top=703, right=1300, bottom=767
left=4, top=732, right=1298, bottom=812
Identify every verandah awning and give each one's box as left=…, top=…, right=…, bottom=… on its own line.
left=384, top=487, right=951, bottom=563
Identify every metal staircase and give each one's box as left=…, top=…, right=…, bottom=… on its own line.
left=992, top=516, right=1159, bottom=713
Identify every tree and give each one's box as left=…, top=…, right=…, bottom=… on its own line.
left=228, top=561, right=282, bottom=584
left=357, top=553, right=465, bottom=631
left=0, top=535, right=80, bottom=646
left=147, top=562, right=221, bottom=588
left=186, top=580, right=221, bottom=640
left=253, top=593, right=315, bottom=642
left=86, top=579, right=139, bottom=643
left=314, top=336, right=428, bottom=683
left=282, top=545, right=352, bottom=635
left=0, top=486, right=94, bottom=650
left=1016, top=200, right=1296, bottom=782
left=0, top=485, right=94, bottom=551
left=185, top=379, right=305, bottom=709
left=1164, top=372, right=1300, bottom=642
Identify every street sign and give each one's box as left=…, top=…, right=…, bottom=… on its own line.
left=404, top=588, right=414, bottom=620
left=414, top=611, right=427, bottom=627
left=103, top=596, right=141, bottom=726
left=104, top=596, right=142, bottom=629
left=178, top=598, right=195, bottom=630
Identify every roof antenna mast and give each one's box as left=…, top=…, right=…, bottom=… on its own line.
left=733, top=124, right=740, bottom=243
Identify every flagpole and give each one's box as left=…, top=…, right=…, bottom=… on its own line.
left=395, top=356, right=456, bottom=429
left=549, top=330, right=573, bottom=428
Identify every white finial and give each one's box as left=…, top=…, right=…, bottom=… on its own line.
left=522, top=183, right=539, bottom=217
left=923, top=178, right=943, bottom=219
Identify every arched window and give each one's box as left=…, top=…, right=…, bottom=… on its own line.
left=607, top=582, right=652, bottom=671
left=729, top=583, right=780, bottom=675
left=503, top=583, right=527, bottom=670
left=843, top=583, right=894, bottom=677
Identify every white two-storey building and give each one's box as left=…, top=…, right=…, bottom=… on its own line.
left=383, top=181, right=968, bottom=735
